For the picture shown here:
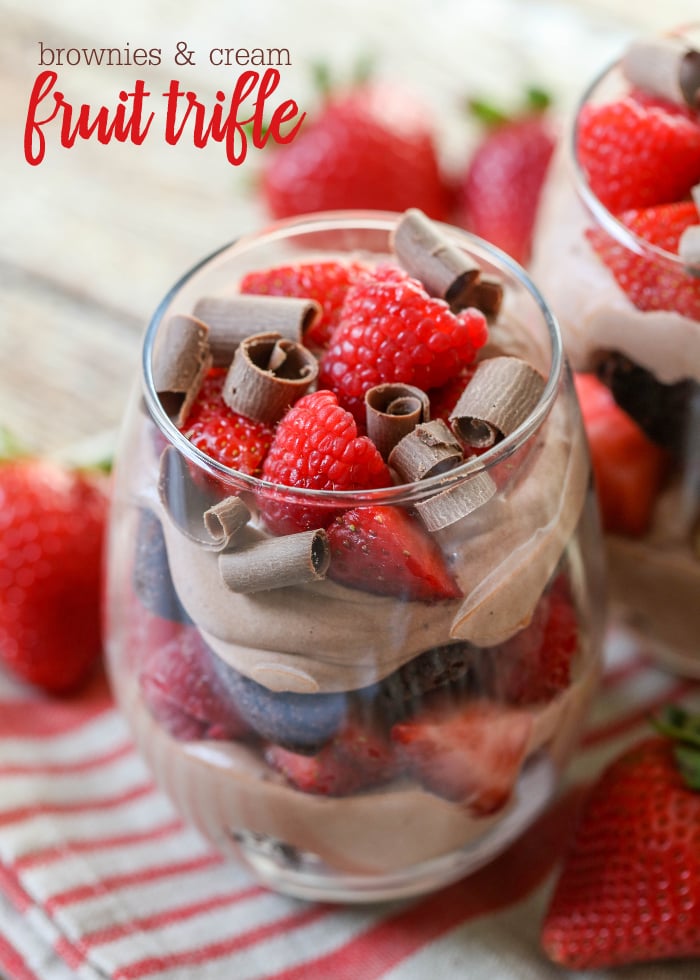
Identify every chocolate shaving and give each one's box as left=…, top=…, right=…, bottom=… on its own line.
left=193, top=295, right=321, bottom=366
left=415, top=471, right=497, bottom=531
left=459, top=277, right=504, bottom=319
left=223, top=331, right=318, bottom=425
left=203, top=495, right=251, bottom=550
left=389, top=420, right=464, bottom=481
left=391, top=208, right=481, bottom=310
left=152, top=315, right=212, bottom=425
left=680, top=225, right=700, bottom=277
left=621, top=37, right=700, bottom=108
left=365, top=383, right=431, bottom=459
left=449, top=356, right=545, bottom=448
left=219, top=528, right=330, bottom=593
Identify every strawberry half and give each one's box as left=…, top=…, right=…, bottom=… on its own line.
left=575, top=373, right=670, bottom=537
left=392, top=700, right=533, bottom=814
left=327, top=505, right=461, bottom=602
left=586, top=200, right=700, bottom=320
left=576, top=96, right=700, bottom=213
left=265, top=719, right=397, bottom=796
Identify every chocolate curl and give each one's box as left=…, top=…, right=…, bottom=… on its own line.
left=459, top=277, right=504, bottom=320
left=365, top=383, right=431, bottom=459
left=152, top=314, right=212, bottom=425
left=223, top=332, right=318, bottom=425
left=193, top=295, right=321, bottom=366
left=203, top=495, right=251, bottom=551
left=389, top=420, right=464, bottom=481
left=621, top=37, right=700, bottom=108
left=449, top=356, right=545, bottom=448
left=415, top=471, right=497, bottom=531
left=391, top=208, right=481, bottom=310
left=680, top=225, right=700, bottom=277
left=219, top=529, right=330, bottom=593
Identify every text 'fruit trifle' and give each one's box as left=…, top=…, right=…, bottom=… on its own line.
left=105, top=210, right=603, bottom=902
left=531, top=28, right=700, bottom=675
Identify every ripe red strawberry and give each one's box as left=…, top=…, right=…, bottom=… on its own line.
left=0, top=457, right=107, bottom=694
left=261, top=82, right=451, bottom=222
left=392, top=700, right=533, bottom=814
left=140, top=625, right=248, bottom=741
left=576, top=96, right=700, bottom=213
left=260, top=390, right=392, bottom=534
left=319, top=264, right=488, bottom=421
left=541, top=705, right=700, bottom=968
left=575, top=373, right=670, bottom=537
left=265, top=719, right=397, bottom=796
left=456, top=94, right=555, bottom=265
left=497, top=578, right=579, bottom=705
left=239, top=259, right=371, bottom=350
left=327, top=505, right=461, bottom=601
left=586, top=200, right=700, bottom=319
left=179, top=367, right=274, bottom=475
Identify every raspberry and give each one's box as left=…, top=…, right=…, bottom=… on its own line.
left=240, top=259, right=371, bottom=349
left=260, top=390, right=392, bottom=534
left=319, top=265, right=488, bottom=421
left=179, top=368, right=274, bottom=475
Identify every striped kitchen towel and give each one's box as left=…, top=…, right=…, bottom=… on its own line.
left=0, top=631, right=698, bottom=980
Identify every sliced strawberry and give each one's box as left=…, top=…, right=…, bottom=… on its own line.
left=392, top=700, right=533, bottom=814
left=575, top=373, right=670, bottom=537
left=586, top=201, right=700, bottom=319
left=496, top=578, right=579, bottom=706
left=265, top=719, right=397, bottom=796
left=327, top=505, right=461, bottom=602
left=239, top=259, right=371, bottom=350
left=576, top=96, right=700, bottom=213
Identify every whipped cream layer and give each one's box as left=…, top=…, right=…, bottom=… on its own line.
left=117, top=648, right=600, bottom=876
left=531, top=149, right=700, bottom=384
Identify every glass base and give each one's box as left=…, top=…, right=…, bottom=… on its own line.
left=232, top=756, right=556, bottom=904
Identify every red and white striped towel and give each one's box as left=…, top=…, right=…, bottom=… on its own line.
left=0, top=631, right=698, bottom=980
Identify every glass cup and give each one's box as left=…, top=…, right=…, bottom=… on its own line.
left=105, top=211, right=604, bottom=902
left=531, top=28, right=700, bottom=678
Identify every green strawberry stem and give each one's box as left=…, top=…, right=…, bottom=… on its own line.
left=467, top=86, right=551, bottom=129
left=653, top=705, right=700, bottom=790
left=0, top=427, right=28, bottom=462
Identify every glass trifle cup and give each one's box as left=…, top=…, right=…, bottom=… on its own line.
left=105, top=210, right=604, bottom=903
left=531, top=27, right=700, bottom=677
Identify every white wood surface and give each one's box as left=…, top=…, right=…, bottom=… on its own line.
left=1, top=0, right=695, bottom=451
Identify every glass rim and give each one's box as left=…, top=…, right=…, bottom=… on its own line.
left=141, top=210, right=564, bottom=506
left=569, top=26, right=700, bottom=267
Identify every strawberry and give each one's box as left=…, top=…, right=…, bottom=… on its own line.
left=239, top=259, right=371, bottom=350
left=586, top=200, right=700, bottom=319
left=427, top=364, right=478, bottom=423
left=496, top=578, right=579, bottom=706
left=259, top=390, right=392, bottom=534
left=0, top=456, right=107, bottom=694
left=265, top=719, right=397, bottom=796
left=261, top=82, right=451, bottom=222
left=576, top=96, right=700, bottom=213
left=139, top=625, right=248, bottom=741
left=319, top=264, right=488, bottom=422
left=541, top=705, right=700, bottom=968
left=327, top=505, right=461, bottom=601
left=575, top=373, right=670, bottom=537
left=392, top=700, right=533, bottom=814
left=456, top=90, right=555, bottom=265
left=179, top=367, right=274, bottom=475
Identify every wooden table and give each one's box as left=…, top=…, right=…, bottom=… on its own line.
left=1, top=0, right=695, bottom=457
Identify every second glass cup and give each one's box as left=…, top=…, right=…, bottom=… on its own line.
left=106, top=211, right=604, bottom=902
left=532, top=28, right=700, bottom=676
